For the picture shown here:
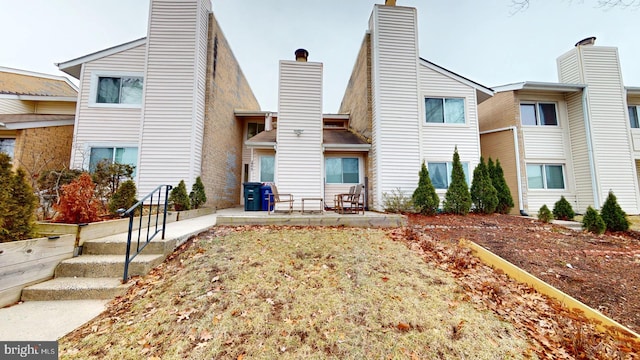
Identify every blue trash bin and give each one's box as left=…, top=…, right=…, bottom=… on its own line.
left=260, top=184, right=273, bottom=211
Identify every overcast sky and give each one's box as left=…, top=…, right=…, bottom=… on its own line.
left=0, top=0, right=637, bottom=112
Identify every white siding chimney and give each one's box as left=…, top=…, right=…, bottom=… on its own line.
left=276, top=50, right=323, bottom=207
left=369, top=4, right=421, bottom=210
left=137, top=0, right=211, bottom=195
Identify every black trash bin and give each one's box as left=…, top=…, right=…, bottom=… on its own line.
left=243, top=182, right=262, bottom=211
left=260, top=184, right=273, bottom=211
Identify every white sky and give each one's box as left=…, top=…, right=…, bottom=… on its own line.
left=0, top=0, right=637, bottom=112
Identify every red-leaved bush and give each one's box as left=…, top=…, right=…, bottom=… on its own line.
left=53, top=172, right=101, bottom=223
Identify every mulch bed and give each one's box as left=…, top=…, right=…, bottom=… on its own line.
left=406, top=213, right=640, bottom=333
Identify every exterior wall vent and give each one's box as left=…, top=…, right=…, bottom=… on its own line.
left=575, top=37, right=596, bottom=47
left=295, top=48, right=309, bottom=62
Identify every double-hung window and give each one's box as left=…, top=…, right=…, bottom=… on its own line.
left=94, top=75, right=143, bottom=105
left=428, top=162, right=469, bottom=189
left=526, top=164, right=565, bottom=189
left=425, top=98, right=465, bottom=124
left=89, top=147, right=138, bottom=175
left=260, top=155, right=274, bottom=182
left=629, top=106, right=639, bottom=129
left=326, top=158, right=359, bottom=184
left=520, top=103, right=558, bottom=126
left=0, top=138, right=15, bottom=159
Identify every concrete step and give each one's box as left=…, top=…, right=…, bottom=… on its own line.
left=55, top=254, right=166, bottom=278
left=21, top=277, right=133, bottom=301
left=83, top=234, right=176, bottom=255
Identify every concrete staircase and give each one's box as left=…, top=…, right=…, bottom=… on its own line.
left=21, top=234, right=175, bottom=301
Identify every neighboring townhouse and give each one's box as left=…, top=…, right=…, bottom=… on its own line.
left=57, top=0, right=260, bottom=209
left=479, top=38, right=640, bottom=215
left=339, top=1, right=493, bottom=211
left=238, top=1, right=493, bottom=212
left=0, top=67, right=77, bottom=173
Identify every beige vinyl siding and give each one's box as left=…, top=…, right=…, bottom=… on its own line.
left=632, top=129, right=640, bottom=153
left=276, top=61, right=323, bottom=208
left=557, top=50, right=582, bottom=84
left=70, top=43, right=146, bottom=169
left=370, top=5, right=420, bottom=210
left=34, top=101, right=75, bottom=115
left=565, top=91, right=594, bottom=212
left=137, top=0, right=210, bottom=195
left=419, top=63, right=480, bottom=180
left=522, top=128, right=565, bottom=159
left=0, top=99, right=34, bottom=114
left=528, top=192, right=578, bottom=216
left=580, top=47, right=639, bottom=213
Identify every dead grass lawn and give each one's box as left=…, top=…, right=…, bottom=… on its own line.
left=59, top=227, right=532, bottom=359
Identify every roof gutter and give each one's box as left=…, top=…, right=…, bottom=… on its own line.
left=479, top=126, right=527, bottom=216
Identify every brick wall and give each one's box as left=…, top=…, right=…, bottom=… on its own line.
left=478, top=91, right=517, bottom=132
left=13, top=125, right=73, bottom=174
left=339, top=34, right=374, bottom=208
left=201, top=12, right=260, bottom=209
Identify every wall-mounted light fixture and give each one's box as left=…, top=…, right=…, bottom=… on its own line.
left=293, top=129, right=304, bottom=136
left=0, top=122, right=5, bottom=128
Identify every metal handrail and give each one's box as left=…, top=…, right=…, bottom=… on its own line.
left=120, top=184, right=172, bottom=282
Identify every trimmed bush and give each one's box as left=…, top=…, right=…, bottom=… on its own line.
left=537, top=204, right=552, bottom=223
left=412, top=162, right=439, bottom=215
left=53, top=173, right=101, bottom=224
left=582, top=206, right=606, bottom=234
left=108, top=180, right=138, bottom=215
left=170, top=180, right=191, bottom=211
left=553, top=196, right=575, bottom=221
left=470, top=157, right=498, bottom=214
left=383, top=188, right=414, bottom=214
left=489, top=158, right=514, bottom=214
left=600, top=190, right=629, bottom=232
left=189, top=176, right=207, bottom=209
left=443, top=147, right=471, bottom=215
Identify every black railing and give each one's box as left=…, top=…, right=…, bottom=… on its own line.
left=120, top=184, right=172, bottom=282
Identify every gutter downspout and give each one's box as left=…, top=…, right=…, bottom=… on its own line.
left=582, top=88, right=600, bottom=209
left=479, top=126, right=527, bottom=216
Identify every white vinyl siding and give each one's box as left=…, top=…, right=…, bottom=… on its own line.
left=137, top=0, right=210, bottom=195
left=523, top=128, right=565, bottom=159
left=564, top=92, right=593, bottom=212
left=370, top=5, right=421, bottom=210
left=419, top=63, right=481, bottom=187
left=71, top=43, right=146, bottom=171
left=275, top=60, right=323, bottom=207
left=580, top=47, right=639, bottom=213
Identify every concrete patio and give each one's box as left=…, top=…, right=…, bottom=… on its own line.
left=215, top=207, right=406, bottom=228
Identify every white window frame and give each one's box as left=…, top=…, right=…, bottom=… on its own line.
left=89, top=71, right=144, bottom=108
left=526, top=163, right=566, bottom=190
left=427, top=161, right=470, bottom=189
left=520, top=102, right=559, bottom=127
left=324, top=155, right=363, bottom=184
left=424, top=97, right=466, bottom=125
left=84, top=143, right=139, bottom=175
